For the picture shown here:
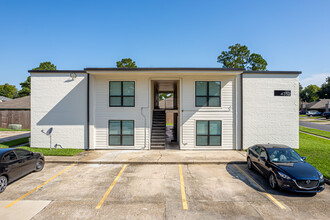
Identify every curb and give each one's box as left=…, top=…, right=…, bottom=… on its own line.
left=45, top=160, right=247, bottom=165
left=299, top=131, right=330, bottom=140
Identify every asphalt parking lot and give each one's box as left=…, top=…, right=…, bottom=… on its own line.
left=0, top=163, right=329, bottom=220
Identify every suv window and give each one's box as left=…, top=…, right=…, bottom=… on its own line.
left=260, top=148, right=268, bottom=159
left=3, top=152, right=18, bottom=162
left=15, top=149, right=31, bottom=158
left=254, top=146, right=261, bottom=154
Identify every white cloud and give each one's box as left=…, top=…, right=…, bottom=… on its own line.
left=300, top=73, right=330, bottom=88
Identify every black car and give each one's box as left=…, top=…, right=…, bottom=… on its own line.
left=323, top=112, right=330, bottom=119
left=0, top=148, right=45, bottom=193
left=247, top=144, right=325, bottom=193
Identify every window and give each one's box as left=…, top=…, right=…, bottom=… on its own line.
left=15, top=149, right=31, bottom=158
left=2, top=151, right=17, bottom=162
left=196, top=120, right=221, bottom=146
left=195, top=81, right=221, bottom=107
left=109, top=81, right=135, bottom=107
left=109, top=120, right=134, bottom=146
left=260, top=148, right=268, bottom=160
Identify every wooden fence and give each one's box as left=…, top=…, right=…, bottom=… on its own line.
left=0, top=110, right=30, bottom=129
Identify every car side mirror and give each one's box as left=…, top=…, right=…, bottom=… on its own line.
left=260, top=156, right=266, bottom=161
left=302, top=156, right=306, bottom=161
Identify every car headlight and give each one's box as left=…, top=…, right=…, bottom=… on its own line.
left=317, top=171, right=324, bottom=180
left=278, top=172, right=291, bottom=180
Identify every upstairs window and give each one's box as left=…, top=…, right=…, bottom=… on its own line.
left=109, top=81, right=135, bottom=107
left=195, top=81, right=221, bottom=107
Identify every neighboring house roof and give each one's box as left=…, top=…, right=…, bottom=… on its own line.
left=0, top=96, right=30, bottom=110
left=28, top=67, right=302, bottom=74
left=305, top=99, right=330, bottom=110
left=0, top=96, right=12, bottom=102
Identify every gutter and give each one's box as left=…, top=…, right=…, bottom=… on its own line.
left=87, top=73, right=90, bottom=150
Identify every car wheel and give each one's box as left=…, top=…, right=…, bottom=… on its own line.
left=269, top=173, right=277, bottom=189
left=35, top=159, right=44, bottom=172
left=247, top=157, right=253, bottom=170
left=0, top=176, right=8, bottom=193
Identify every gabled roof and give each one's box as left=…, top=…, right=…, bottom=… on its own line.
left=0, top=96, right=12, bottom=102
left=0, top=96, right=30, bottom=110
left=306, top=99, right=330, bottom=110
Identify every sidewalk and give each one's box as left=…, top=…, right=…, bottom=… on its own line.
left=0, top=131, right=30, bottom=143
left=45, top=150, right=247, bottom=164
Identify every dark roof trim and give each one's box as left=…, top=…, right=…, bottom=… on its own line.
left=244, top=71, right=302, bottom=74
left=0, top=108, right=30, bottom=110
left=84, top=67, right=246, bottom=71
left=29, top=70, right=86, bottom=73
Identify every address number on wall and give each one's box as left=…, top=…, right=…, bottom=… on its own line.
left=274, top=90, right=291, bottom=96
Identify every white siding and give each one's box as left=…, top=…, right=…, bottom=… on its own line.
left=92, top=75, right=150, bottom=149
left=31, top=73, right=87, bottom=149
left=181, top=75, right=236, bottom=150
left=91, top=73, right=236, bottom=150
left=242, top=74, right=299, bottom=149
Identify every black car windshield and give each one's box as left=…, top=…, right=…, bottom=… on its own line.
left=266, top=148, right=303, bottom=163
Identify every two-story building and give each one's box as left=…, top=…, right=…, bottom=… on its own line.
left=29, top=68, right=300, bottom=150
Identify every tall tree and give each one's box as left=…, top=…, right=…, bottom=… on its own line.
left=318, top=77, right=330, bottom=99
left=32, top=61, right=57, bottom=71
left=301, top=85, right=320, bottom=102
left=17, top=76, right=31, bottom=97
left=217, top=43, right=267, bottom=71
left=116, top=58, right=137, bottom=68
left=0, top=83, right=17, bottom=98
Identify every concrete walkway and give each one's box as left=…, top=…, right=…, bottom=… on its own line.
left=45, top=150, right=247, bottom=164
left=0, top=131, right=30, bottom=143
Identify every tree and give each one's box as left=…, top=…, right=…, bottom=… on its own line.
left=116, top=58, right=137, bottom=68
left=301, top=85, right=320, bottom=102
left=0, top=83, right=17, bottom=98
left=318, top=77, right=330, bottom=99
left=17, top=76, right=31, bottom=97
left=32, top=61, right=57, bottom=71
left=217, top=43, right=267, bottom=71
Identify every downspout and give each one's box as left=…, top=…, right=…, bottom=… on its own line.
left=87, top=73, right=90, bottom=150
left=140, top=78, right=150, bottom=149
left=240, top=73, right=243, bottom=150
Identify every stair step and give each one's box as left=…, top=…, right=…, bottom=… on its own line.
left=150, top=146, right=165, bottom=150
left=152, top=138, right=165, bottom=142
left=152, top=136, right=165, bottom=139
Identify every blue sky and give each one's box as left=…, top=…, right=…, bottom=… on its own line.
left=0, top=0, right=329, bottom=89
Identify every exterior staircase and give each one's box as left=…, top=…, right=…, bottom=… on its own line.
left=150, top=110, right=166, bottom=149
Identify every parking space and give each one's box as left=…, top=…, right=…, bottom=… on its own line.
left=0, top=163, right=329, bottom=219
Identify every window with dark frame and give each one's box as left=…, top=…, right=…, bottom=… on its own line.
left=109, top=120, right=134, bottom=146
left=109, top=81, right=135, bottom=107
left=195, top=81, right=221, bottom=107
left=196, top=120, right=221, bottom=146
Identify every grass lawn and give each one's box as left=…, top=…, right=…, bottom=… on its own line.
left=296, top=133, right=330, bottom=179
left=0, top=137, right=84, bottom=156
left=299, top=126, right=330, bottom=139
left=18, top=145, right=84, bottom=156
left=0, top=128, right=30, bottom=131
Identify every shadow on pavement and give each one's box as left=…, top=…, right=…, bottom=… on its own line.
left=225, top=162, right=316, bottom=198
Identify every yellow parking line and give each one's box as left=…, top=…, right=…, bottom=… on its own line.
left=233, top=164, right=286, bottom=210
left=5, top=163, right=76, bottom=208
left=95, top=164, right=127, bottom=210
left=178, top=165, right=188, bottom=210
